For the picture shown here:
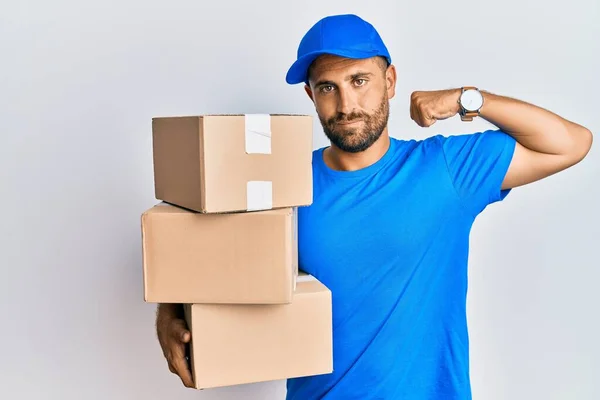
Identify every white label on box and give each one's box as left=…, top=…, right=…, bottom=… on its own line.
left=292, top=207, right=298, bottom=242
left=247, top=181, right=273, bottom=211
left=245, top=114, right=271, bottom=154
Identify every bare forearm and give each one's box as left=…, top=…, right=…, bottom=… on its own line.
left=411, top=86, right=592, bottom=188
left=478, top=91, right=592, bottom=159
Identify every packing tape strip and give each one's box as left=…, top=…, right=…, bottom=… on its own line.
left=245, top=114, right=271, bottom=154
left=296, top=274, right=317, bottom=283
left=246, top=181, right=273, bottom=211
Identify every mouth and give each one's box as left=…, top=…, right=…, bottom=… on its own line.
left=336, top=120, right=363, bottom=126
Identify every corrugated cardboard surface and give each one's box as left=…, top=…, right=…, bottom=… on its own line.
left=184, top=274, right=333, bottom=389
left=141, top=202, right=298, bottom=304
left=152, top=114, right=313, bottom=213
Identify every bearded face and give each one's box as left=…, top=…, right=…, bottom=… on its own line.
left=307, top=55, right=394, bottom=153
left=318, top=91, right=389, bottom=153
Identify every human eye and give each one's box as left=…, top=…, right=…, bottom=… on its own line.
left=319, top=85, right=335, bottom=93
left=354, top=78, right=367, bottom=87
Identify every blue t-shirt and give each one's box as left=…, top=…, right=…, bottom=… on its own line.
left=286, top=129, right=516, bottom=400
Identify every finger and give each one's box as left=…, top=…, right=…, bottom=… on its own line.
left=170, top=320, right=191, bottom=343
left=409, top=93, right=419, bottom=123
left=411, top=101, right=424, bottom=126
left=418, top=105, right=438, bottom=127
left=414, top=105, right=426, bottom=127
left=180, top=329, right=190, bottom=343
left=168, top=340, right=194, bottom=388
left=425, top=113, right=437, bottom=127
left=171, top=350, right=194, bottom=388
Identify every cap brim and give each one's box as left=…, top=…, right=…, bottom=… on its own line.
left=285, top=48, right=382, bottom=85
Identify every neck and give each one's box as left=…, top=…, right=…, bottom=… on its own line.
left=323, top=129, right=391, bottom=172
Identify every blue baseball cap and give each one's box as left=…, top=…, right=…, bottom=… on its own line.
left=285, top=14, right=392, bottom=85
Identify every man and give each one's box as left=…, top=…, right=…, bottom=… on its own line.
left=155, top=14, right=592, bottom=400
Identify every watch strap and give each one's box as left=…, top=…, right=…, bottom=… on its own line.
left=460, top=111, right=479, bottom=122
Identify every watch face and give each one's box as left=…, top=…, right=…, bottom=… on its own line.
left=460, top=89, right=484, bottom=111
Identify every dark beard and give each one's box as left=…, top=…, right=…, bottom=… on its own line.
left=319, top=94, right=389, bottom=153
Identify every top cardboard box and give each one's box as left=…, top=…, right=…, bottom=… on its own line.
left=152, top=114, right=313, bottom=213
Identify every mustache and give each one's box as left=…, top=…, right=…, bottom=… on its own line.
left=328, top=112, right=368, bottom=125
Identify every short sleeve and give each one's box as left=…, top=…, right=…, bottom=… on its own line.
left=437, top=129, right=517, bottom=216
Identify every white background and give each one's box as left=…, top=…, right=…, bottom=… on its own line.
left=1, top=0, right=599, bottom=399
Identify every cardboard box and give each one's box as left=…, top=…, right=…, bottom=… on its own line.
left=152, top=114, right=313, bottom=213
left=141, top=202, right=298, bottom=304
left=184, top=273, right=333, bottom=389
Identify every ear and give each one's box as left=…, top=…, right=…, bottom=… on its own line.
left=304, top=84, right=315, bottom=103
left=385, top=64, right=397, bottom=99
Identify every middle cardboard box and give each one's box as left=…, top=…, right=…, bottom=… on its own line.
left=141, top=202, right=298, bottom=304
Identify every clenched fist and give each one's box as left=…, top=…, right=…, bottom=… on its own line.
left=410, top=89, right=461, bottom=127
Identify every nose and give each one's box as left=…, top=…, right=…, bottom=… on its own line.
left=336, top=87, right=355, bottom=115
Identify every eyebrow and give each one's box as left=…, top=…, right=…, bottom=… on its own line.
left=314, top=71, right=375, bottom=87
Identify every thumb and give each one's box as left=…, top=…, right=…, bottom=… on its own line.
left=171, top=320, right=191, bottom=343
left=180, top=330, right=190, bottom=343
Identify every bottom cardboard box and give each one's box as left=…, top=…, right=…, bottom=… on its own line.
left=183, top=273, right=333, bottom=389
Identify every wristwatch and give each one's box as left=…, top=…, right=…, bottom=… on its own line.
left=458, top=86, right=484, bottom=121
